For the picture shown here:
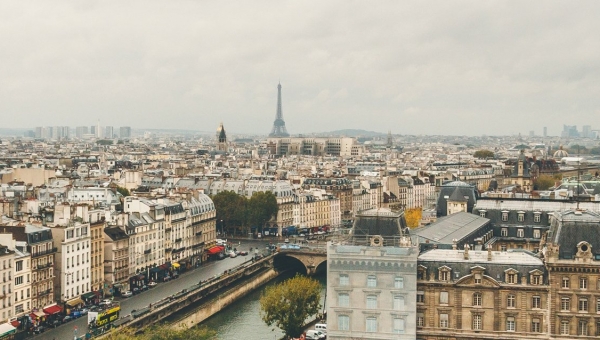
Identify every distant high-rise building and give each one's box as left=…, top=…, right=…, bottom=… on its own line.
left=90, top=125, right=97, bottom=136
left=76, top=126, right=88, bottom=138
left=119, top=126, right=131, bottom=138
left=582, top=125, right=592, bottom=138
left=269, top=82, right=290, bottom=137
left=105, top=126, right=114, bottom=138
left=561, top=125, right=579, bottom=138
left=543, top=126, right=547, bottom=137
left=34, top=127, right=43, bottom=138
left=529, top=130, right=534, bottom=137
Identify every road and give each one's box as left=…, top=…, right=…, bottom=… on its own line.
left=36, top=239, right=270, bottom=340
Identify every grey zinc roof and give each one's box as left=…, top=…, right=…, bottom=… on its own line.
left=475, top=198, right=600, bottom=213
left=418, top=249, right=544, bottom=266
left=413, top=212, right=489, bottom=244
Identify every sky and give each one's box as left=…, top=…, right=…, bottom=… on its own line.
left=1, top=1, right=600, bottom=136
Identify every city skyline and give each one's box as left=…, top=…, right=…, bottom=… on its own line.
left=2, top=2, right=600, bottom=136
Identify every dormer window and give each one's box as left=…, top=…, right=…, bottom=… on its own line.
left=502, top=211, right=509, bottom=222
left=517, top=212, right=525, bottom=222
left=530, top=269, right=543, bottom=285
left=517, top=229, right=524, bottom=238
left=439, top=266, right=451, bottom=281
left=533, top=229, right=541, bottom=239
left=479, top=210, right=486, bottom=218
left=505, top=268, right=519, bottom=284
left=474, top=273, right=482, bottom=284
left=501, top=228, right=508, bottom=237
left=534, top=212, right=541, bottom=223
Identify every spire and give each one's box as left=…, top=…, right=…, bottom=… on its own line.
left=269, top=82, right=290, bottom=137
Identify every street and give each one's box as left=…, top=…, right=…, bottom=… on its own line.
left=36, top=240, right=269, bottom=340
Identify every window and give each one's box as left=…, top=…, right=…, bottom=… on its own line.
left=579, top=320, right=588, bottom=336
left=597, top=298, right=600, bottom=313
left=338, top=293, right=349, bottom=307
left=507, top=273, right=516, bottom=284
left=366, top=317, right=377, bottom=332
left=579, top=298, right=588, bottom=312
left=440, top=313, right=449, bottom=328
left=532, top=275, right=541, bottom=285
left=440, top=270, right=449, bottom=281
left=339, top=274, right=349, bottom=286
left=507, top=294, right=516, bottom=308
left=560, top=320, right=570, bottom=335
left=534, top=213, right=541, bottom=223
left=394, top=277, right=404, bottom=289
left=561, top=297, right=570, bottom=311
left=472, top=314, right=482, bottom=330
left=580, top=277, right=588, bottom=289
left=366, top=295, right=377, bottom=309
left=517, top=229, right=524, bottom=238
left=15, top=276, right=23, bottom=285
left=440, top=291, right=449, bottom=304
left=562, top=277, right=570, bottom=289
left=393, top=295, right=405, bottom=310
left=393, top=318, right=405, bottom=334
left=502, top=212, right=508, bottom=222
left=16, top=261, right=23, bottom=272
left=474, top=273, right=482, bottom=284
left=596, top=320, right=600, bottom=336
left=506, top=316, right=515, bottom=331
left=417, top=313, right=424, bottom=327
left=367, top=275, right=377, bottom=288
left=479, top=211, right=486, bottom=218
left=533, top=229, right=541, bottom=238
left=501, top=245, right=507, bottom=252
left=518, top=213, right=524, bottom=222
left=501, top=228, right=508, bottom=237
left=473, top=293, right=482, bottom=306
left=417, top=291, right=425, bottom=303
left=338, top=315, right=349, bottom=331
left=531, top=318, right=541, bottom=332
left=532, top=296, right=541, bottom=309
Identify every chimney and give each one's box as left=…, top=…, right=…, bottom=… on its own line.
left=463, top=244, right=469, bottom=260
left=487, top=245, right=492, bottom=261
left=452, top=239, right=458, bottom=250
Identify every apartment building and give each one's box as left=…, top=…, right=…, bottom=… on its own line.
left=103, top=226, right=129, bottom=295
left=0, top=245, right=15, bottom=323
left=51, top=221, right=91, bottom=303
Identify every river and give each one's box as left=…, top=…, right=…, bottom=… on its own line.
left=202, top=271, right=327, bottom=340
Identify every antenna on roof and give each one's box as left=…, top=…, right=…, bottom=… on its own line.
left=577, top=145, right=581, bottom=210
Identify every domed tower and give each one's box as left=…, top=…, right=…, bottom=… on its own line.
left=216, top=122, right=227, bottom=152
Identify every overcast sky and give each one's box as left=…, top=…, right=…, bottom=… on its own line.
left=1, top=1, right=599, bottom=136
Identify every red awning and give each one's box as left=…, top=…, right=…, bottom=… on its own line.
left=43, top=304, right=62, bottom=315
left=10, top=320, right=20, bottom=328
left=206, top=245, right=225, bottom=255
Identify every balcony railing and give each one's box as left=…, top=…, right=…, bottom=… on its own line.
left=37, top=289, right=51, bottom=297
left=175, top=238, right=182, bottom=243
left=143, top=249, right=151, bottom=254
left=35, top=263, right=53, bottom=270
left=32, top=248, right=57, bottom=258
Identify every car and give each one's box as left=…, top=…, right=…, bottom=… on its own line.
left=33, top=326, right=46, bottom=334
left=229, top=251, right=237, bottom=258
left=80, top=308, right=89, bottom=315
left=132, top=287, right=140, bottom=295
left=49, top=319, right=61, bottom=328
left=148, top=281, right=157, bottom=288
left=122, top=290, right=133, bottom=298
left=306, top=330, right=326, bottom=340
left=99, top=299, right=112, bottom=306
left=284, top=238, right=290, bottom=243
left=61, top=315, right=72, bottom=323
left=238, top=251, right=248, bottom=256
left=141, top=285, right=148, bottom=291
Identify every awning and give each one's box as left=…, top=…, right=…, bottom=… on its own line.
left=42, top=304, right=62, bottom=315
left=171, top=263, right=180, bottom=268
left=66, top=297, right=84, bottom=307
left=159, top=264, right=168, bottom=270
left=9, top=320, right=19, bottom=328
left=0, top=323, right=16, bottom=337
left=206, top=245, right=224, bottom=255
left=81, top=292, right=96, bottom=300
left=29, top=311, right=47, bottom=319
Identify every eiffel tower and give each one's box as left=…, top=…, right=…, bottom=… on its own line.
left=269, top=82, right=290, bottom=137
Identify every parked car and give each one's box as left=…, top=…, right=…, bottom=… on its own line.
left=238, top=251, right=248, bottom=256
left=49, top=319, right=61, bottom=328
left=229, top=251, right=237, bottom=258
left=305, top=330, right=326, bottom=340
left=79, top=308, right=89, bottom=315
left=33, top=326, right=46, bottom=334
left=148, top=281, right=157, bottom=288
left=122, top=290, right=133, bottom=298
left=132, top=287, right=140, bottom=295
left=99, top=299, right=112, bottom=306
left=61, top=315, right=72, bottom=323
left=284, top=238, right=290, bottom=243
left=141, top=285, right=148, bottom=291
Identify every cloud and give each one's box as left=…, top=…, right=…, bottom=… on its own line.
left=1, top=1, right=599, bottom=136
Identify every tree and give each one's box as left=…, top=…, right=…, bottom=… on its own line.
left=103, top=325, right=215, bottom=340
left=116, top=186, right=130, bottom=197
left=404, top=207, right=422, bottom=229
left=260, top=275, right=321, bottom=337
left=473, top=150, right=495, bottom=159
left=246, top=191, right=278, bottom=232
left=212, top=191, right=247, bottom=235
left=97, top=139, right=114, bottom=145
left=534, top=174, right=556, bottom=190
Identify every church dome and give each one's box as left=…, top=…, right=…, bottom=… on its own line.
left=553, top=146, right=568, bottom=158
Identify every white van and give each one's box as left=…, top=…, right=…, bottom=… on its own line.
left=305, top=330, right=326, bottom=340
left=315, top=323, right=327, bottom=335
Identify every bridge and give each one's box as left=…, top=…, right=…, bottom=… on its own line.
left=274, top=243, right=328, bottom=276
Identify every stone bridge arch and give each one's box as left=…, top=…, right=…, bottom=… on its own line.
left=274, top=251, right=327, bottom=276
